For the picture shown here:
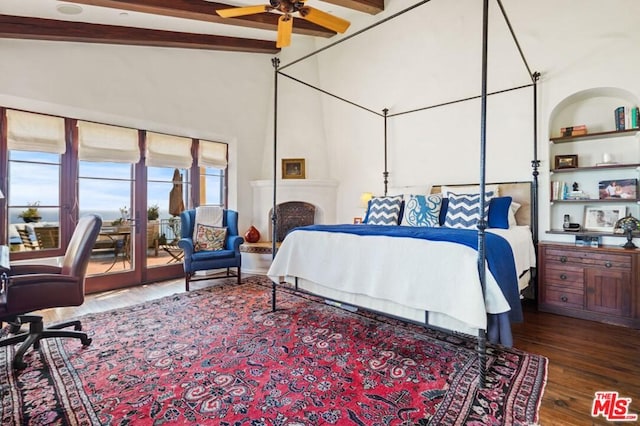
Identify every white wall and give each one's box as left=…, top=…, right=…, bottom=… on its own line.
left=0, top=38, right=274, bottom=233
left=275, top=0, right=640, bottom=232
left=3, top=0, right=640, bottom=240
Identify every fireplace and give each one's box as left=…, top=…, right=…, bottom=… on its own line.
left=269, top=201, right=316, bottom=242
left=242, top=179, right=338, bottom=274
left=250, top=179, right=338, bottom=242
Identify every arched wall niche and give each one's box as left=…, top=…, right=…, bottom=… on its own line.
left=549, top=87, right=639, bottom=136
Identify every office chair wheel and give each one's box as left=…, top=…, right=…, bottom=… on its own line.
left=81, top=337, right=92, bottom=347
left=75, top=323, right=82, bottom=331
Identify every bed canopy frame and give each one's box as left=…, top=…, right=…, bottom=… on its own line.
left=269, top=0, right=539, bottom=387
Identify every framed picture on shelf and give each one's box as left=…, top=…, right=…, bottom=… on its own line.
left=281, top=158, right=306, bottom=179
left=353, top=217, right=363, bottom=224
left=583, top=205, right=627, bottom=232
left=554, top=154, right=578, bottom=169
left=598, top=178, right=638, bottom=200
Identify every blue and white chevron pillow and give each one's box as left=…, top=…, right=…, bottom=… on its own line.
left=444, top=191, right=495, bottom=229
left=365, top=195, right=404, bottom=225
left=402, top=194, right=442, bottom=227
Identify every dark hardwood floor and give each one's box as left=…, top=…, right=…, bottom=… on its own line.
left=31, top=277, right=640, bottom=425
left=512, top=300, right=640, bottom=425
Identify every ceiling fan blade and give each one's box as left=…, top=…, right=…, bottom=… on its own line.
left=299, top=7, right=350, bottom=33
left=216, top=5, right=271, bottom=18
left=277, top=15, right=293, bottom=48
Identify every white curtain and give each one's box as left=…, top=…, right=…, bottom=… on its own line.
left=198, top=140, right=228, bottom=168
left=6, top=109, right=66, bottom=154
left=146, top=132, right=193, bottom=169
left=77, top=121, right=140, bottom=163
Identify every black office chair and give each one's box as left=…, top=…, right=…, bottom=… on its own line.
left=0, top=214, right=102, bottom=369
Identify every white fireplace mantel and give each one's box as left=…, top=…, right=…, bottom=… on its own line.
left=250, top=179, right=338, bottom=242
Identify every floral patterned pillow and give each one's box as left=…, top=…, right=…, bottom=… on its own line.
left=194, top=224, right=227, bottom=251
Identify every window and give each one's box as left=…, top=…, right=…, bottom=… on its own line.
left=198, top=140, right=228, bottom=206
left=6, top=110, right=64, bottom=253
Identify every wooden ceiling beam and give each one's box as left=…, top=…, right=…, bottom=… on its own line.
left=62, top=0, right=338, bottom=37
left=322, top=0, right=384, bottom=15
left=0, top=15, right=280, bottom=54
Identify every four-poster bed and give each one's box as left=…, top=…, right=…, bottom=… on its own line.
left=267, top=0, right=539, bottom=387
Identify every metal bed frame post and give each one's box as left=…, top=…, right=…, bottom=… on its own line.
left=531, top=72, right=541, bottom=246
left=383, top=108, right=389, bottom=196
left=477, top=0, right=490, bottom=389
left=530, top=71, right=541, bottom=301
left=271, top=57, right=280, bottom=313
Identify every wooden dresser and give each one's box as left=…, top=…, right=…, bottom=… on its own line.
left=538, top=242, right=640, bottom=328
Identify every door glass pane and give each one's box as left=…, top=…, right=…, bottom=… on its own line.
left=147, top=167, right=189, bottom=268
left=79, top=161, right=134, bottom=275
left=201, top=166, right=224, bottom=206
left=8, top=151, right=61, bottom=252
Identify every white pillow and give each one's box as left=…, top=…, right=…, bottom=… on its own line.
left=441, top=184, right=500, bottom=198
left=508, top=201, right=522, bottom=227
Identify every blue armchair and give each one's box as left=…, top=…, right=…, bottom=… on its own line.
left=178, top=209, right=243, bottom=291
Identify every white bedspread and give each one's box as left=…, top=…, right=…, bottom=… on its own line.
left=267, top=226, right=535, bottom=335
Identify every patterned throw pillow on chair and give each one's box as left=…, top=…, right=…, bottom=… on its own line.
left=194, top=224, right=227, bottom=251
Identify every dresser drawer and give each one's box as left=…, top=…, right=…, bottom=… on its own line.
left=544, top=247, right=631, bottom=270
left=543, top=285, right=584, bottom=309
left=544, top=265, right=583, bottom=288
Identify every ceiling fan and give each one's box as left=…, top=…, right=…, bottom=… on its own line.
left=216, top=0, right=350, bottom=48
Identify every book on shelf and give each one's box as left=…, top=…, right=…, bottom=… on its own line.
left=551, top=181, right=569, bottom=200
left=615, top=106, right=625, bottom=131
left=562, top=129, right=588, bottom=137
left=560, top=124, right=586, bottom=132
left=560, top=125, right=587, bottom=137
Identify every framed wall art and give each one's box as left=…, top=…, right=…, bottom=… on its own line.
left=282, top=158, right=305, bottom=179
left=598, top=178, right=638, bottom=200
left=583, top=205, right=626, bottom=232
left=554, top=154, right=578, bottom=169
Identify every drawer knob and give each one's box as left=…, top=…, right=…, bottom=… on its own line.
left=605, top=261, right=612, bottom=268
left=560, top=273, right=567, bottom=280
left=561, top=295, right=568, bottom=302
left=560, top=256, right=567, bottom=263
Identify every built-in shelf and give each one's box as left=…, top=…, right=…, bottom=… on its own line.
left=550, top=128, right=639, bottom=144
left=550, top=199, right=640, bottom=204
left=546, top=229, right=640, bottom=237
left=551, top=163, right=640, bottom=174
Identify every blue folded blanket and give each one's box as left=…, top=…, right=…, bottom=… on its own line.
left=293, top=224, right=523, bottom=323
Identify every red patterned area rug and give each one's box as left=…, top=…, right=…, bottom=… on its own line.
left=1, top=276, right=547, bottom=425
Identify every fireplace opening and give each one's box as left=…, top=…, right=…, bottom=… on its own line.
left=269, top=201, right=316, bottom=242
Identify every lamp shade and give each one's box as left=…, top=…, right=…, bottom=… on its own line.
left=359, top=192, right=373, bottom=208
